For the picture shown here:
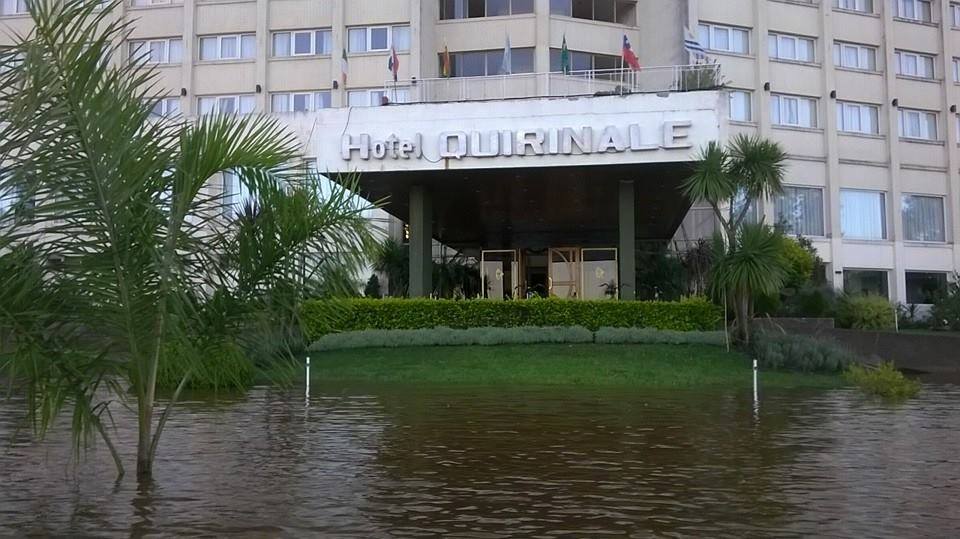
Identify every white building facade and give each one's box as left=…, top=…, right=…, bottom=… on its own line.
left=3, top=0, right=960, bottom=303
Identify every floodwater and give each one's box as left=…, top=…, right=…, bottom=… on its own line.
left=1, top=383, right=959, bottom=537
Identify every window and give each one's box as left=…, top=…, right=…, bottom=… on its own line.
left=198, top=95, right=256, bottom=115
left=271, top=91, right=331, bottom=112
left=841, top=189, right=886, bottom=240
left=222, top=171, right=252, bottom=218
left=347, top=25, right=410, bottom=53
left=905, top=272, right=947, bottom=303
left=952, top=2, right=960, bottom=26
left=129, top=38, right=183, bottom=65
left=198, top=34, right=256, bottom=61
left=953, top=57, right=960, bottom=82
left=834, top=0, right=873, bottom=13
left=732, top=190, right=760, bottom=224
left=441, top=0, right=534, bottom=19
left=549, top=48, right=619, bottom=71
left=697, top=23, right=750, bottom=54
left=833, top=41, right=877, bottom=71
left=844, top=270, right=889, bottom=298
left=836, top=101, right=880, bottom=134
left=272, top=29, right=332, bottom=57
left=728, top=90, right=752, bottom=121
left=347, top=89, right=411, bottom=107
left=150, top=97, right=181, bottom=117
left=902, top=194, right=945, bottom=242
left=895, top=50, right=935, bottom=79
left=0, top=182, right=31, bottom=218
left=442, top=48, right=535, bottom=77
left=130, top=0, right=183, bottom=6
left=774, top=186, right=824, bottom=236
left=768, top=33, right=815, bottom=62
left=770, top=94, right=818, bottom=128
left=0, top=0, right=27, bottom=16
left=899, top=108, right=938, bottom=140
left=550, top=0, right=636, bottom=24
left=896, top=0, right=933, bottom=22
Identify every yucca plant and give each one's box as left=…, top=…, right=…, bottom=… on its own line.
left=0, top=0, right=379, bottom=481
left=681, top=134, right=789, bottom=343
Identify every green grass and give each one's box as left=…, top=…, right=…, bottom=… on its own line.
left=299, top=344, right=843, bottom=389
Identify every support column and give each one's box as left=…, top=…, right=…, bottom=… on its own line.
left=409, top=185, right=432, bottom=298
left=618, top=180, right=637, bottom=301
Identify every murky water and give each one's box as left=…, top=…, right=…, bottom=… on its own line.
left=1, top=383, right=959, bottom=537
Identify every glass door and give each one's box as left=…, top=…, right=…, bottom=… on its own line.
left=481, top=250, right=519, bottom=300
left=548, top=248, right=579, bottom=298
left=581, top=248, right=618, bottom=299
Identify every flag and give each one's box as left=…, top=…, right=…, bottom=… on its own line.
left=441, top=44, right=451, bottom=77
left=622, top=35, right=641, bottom=70
left=388, top=46, right=399, bottom=82
left=500, top=34, right=512, bottom=75
left=560, top=34, right=571, bottom=75
left=341, top=47, right=348, bottom=86
left=684, top=27, right=707, bottom=61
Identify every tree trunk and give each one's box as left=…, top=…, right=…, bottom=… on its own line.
left=136, top=399, right=154, bottom=481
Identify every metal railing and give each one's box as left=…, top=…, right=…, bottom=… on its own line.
left=382, top=64, right=721, bottom=105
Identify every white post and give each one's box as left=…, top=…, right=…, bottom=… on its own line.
left=305, top=355, right=311, bottom=402
left=753, top=359, right=758, bottom=402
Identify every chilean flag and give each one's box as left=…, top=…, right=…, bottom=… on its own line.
left=622, top=35, right=641, bottom=70
left=388, top=46, right=399, bottom=82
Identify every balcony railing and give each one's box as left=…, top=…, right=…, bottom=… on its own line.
left=382, top=64, right=722, bottom=105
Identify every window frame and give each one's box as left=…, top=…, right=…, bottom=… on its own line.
left=347, top=25, right=411, bottom=54
left=840, top=188, right=887, bottom=240
left=0, top=0, right=28, bottom=16
left=898, top=108, right=939, bottom=140
left=270, top=91, right=332, bottom=113
left=905, top=271, right=949, bottom=304
left=129, top=37, right=183, bottom=65
left=149, top=96, right=181, bottom=117
left=774, top=185, right=826, bottom=237
left=836, top=100, right=881, bottom=135
left=271, top=29, right=333, bottom=57
left=833, top=41, right=878, bottom=71
left=901, top=193, right=947, bottom=243
left=895, top=49, right=936, bottom=79
left=697, top=22, right=750, bottom=54
left=728, top=90, right=753, bottom=122
left=770, top=93, right=819, bottom=128
left=198, top=33, right=256, bottom=62
left=197, top=94, right=256, bottom=115
left=833, top=0, right=874, bottom=14
left=896, top=0, right=933, bottom=22
left=440, top=0, right=535, bottom=20
left=768, top=32, right=816, bottom=63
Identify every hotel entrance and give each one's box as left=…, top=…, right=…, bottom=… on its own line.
left=481, top=247, right=618, bottom=300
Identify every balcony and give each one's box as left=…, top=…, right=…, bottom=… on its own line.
left=382, top=64, right=721, bottom=105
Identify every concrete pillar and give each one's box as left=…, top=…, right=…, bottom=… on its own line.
left=618, top=180, right=637, bottom=301
left=409, top=185, right=432, bottom=297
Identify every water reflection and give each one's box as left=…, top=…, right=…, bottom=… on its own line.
left=1, top=384, right=958, bottom=537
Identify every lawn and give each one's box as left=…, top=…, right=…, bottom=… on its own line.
left=299, top=344, right=843, bottom=389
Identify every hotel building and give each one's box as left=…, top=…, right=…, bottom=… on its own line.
left=3, top=0, right=960, bottom=304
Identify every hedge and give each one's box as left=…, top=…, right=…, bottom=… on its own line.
left=308, top=326, right=726, bottom=351
left=300, top=297, right=722, bottom=340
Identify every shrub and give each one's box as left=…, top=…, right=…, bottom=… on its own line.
left=930, top=276, right=960, bottom=330
left=751, top=332, right=856, bottom=373
left=594, top=327, right=726, bottom=346
left=845, top=362, right=920, bottom=399
left=157, top=341, right=256, bottom=390
left=836, top=295, right=896, bottom=330
left=309, top=326, right=595, bottom=351
left=300, top=296, right=722, bottom=340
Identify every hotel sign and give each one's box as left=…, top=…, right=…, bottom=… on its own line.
left=341, top=121, right=693, bottom=161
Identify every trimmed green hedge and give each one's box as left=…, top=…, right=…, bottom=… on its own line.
left=308, top=326, right=726, bottom=351
left=301, top=297, right=722, bottom=340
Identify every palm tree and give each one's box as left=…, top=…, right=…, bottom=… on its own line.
left=680, top=134, right=789, bottom=343
left=0, top=0, right=379, bottom=481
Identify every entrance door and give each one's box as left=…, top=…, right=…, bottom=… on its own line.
left=581, top=248, right=618, bottom=299
left=548, top=248, right=579, bottom=299
left=481, top=250, right=519, bottom=300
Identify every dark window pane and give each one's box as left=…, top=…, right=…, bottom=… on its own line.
left=593, top=54, right=619, bottom=70
left=550, top=0, right=571, bottom=15
left=457, top=51, right=486, bottom=76
left=486, top=50, right=504, bottom=75
left=549, top=48, right=561, bottom=71
left=843, top=270, right=889, bottom=298
left=469, top=0, right=485, bottom=17
left=572, top=51, right=591, bottom=71
left=905, top=272, right=947, bottom=304
left=513, top=47, right=534, bottom=73
left=593, top=0, right=615, bottom=22
left=572, top=0, right=592, bottom=19
left=487, top=0, right=509, bottom=16
left=512, top=0, right=534, bottom=13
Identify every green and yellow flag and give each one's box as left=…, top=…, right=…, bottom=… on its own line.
left=560, top=35, right=571, bottom=74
